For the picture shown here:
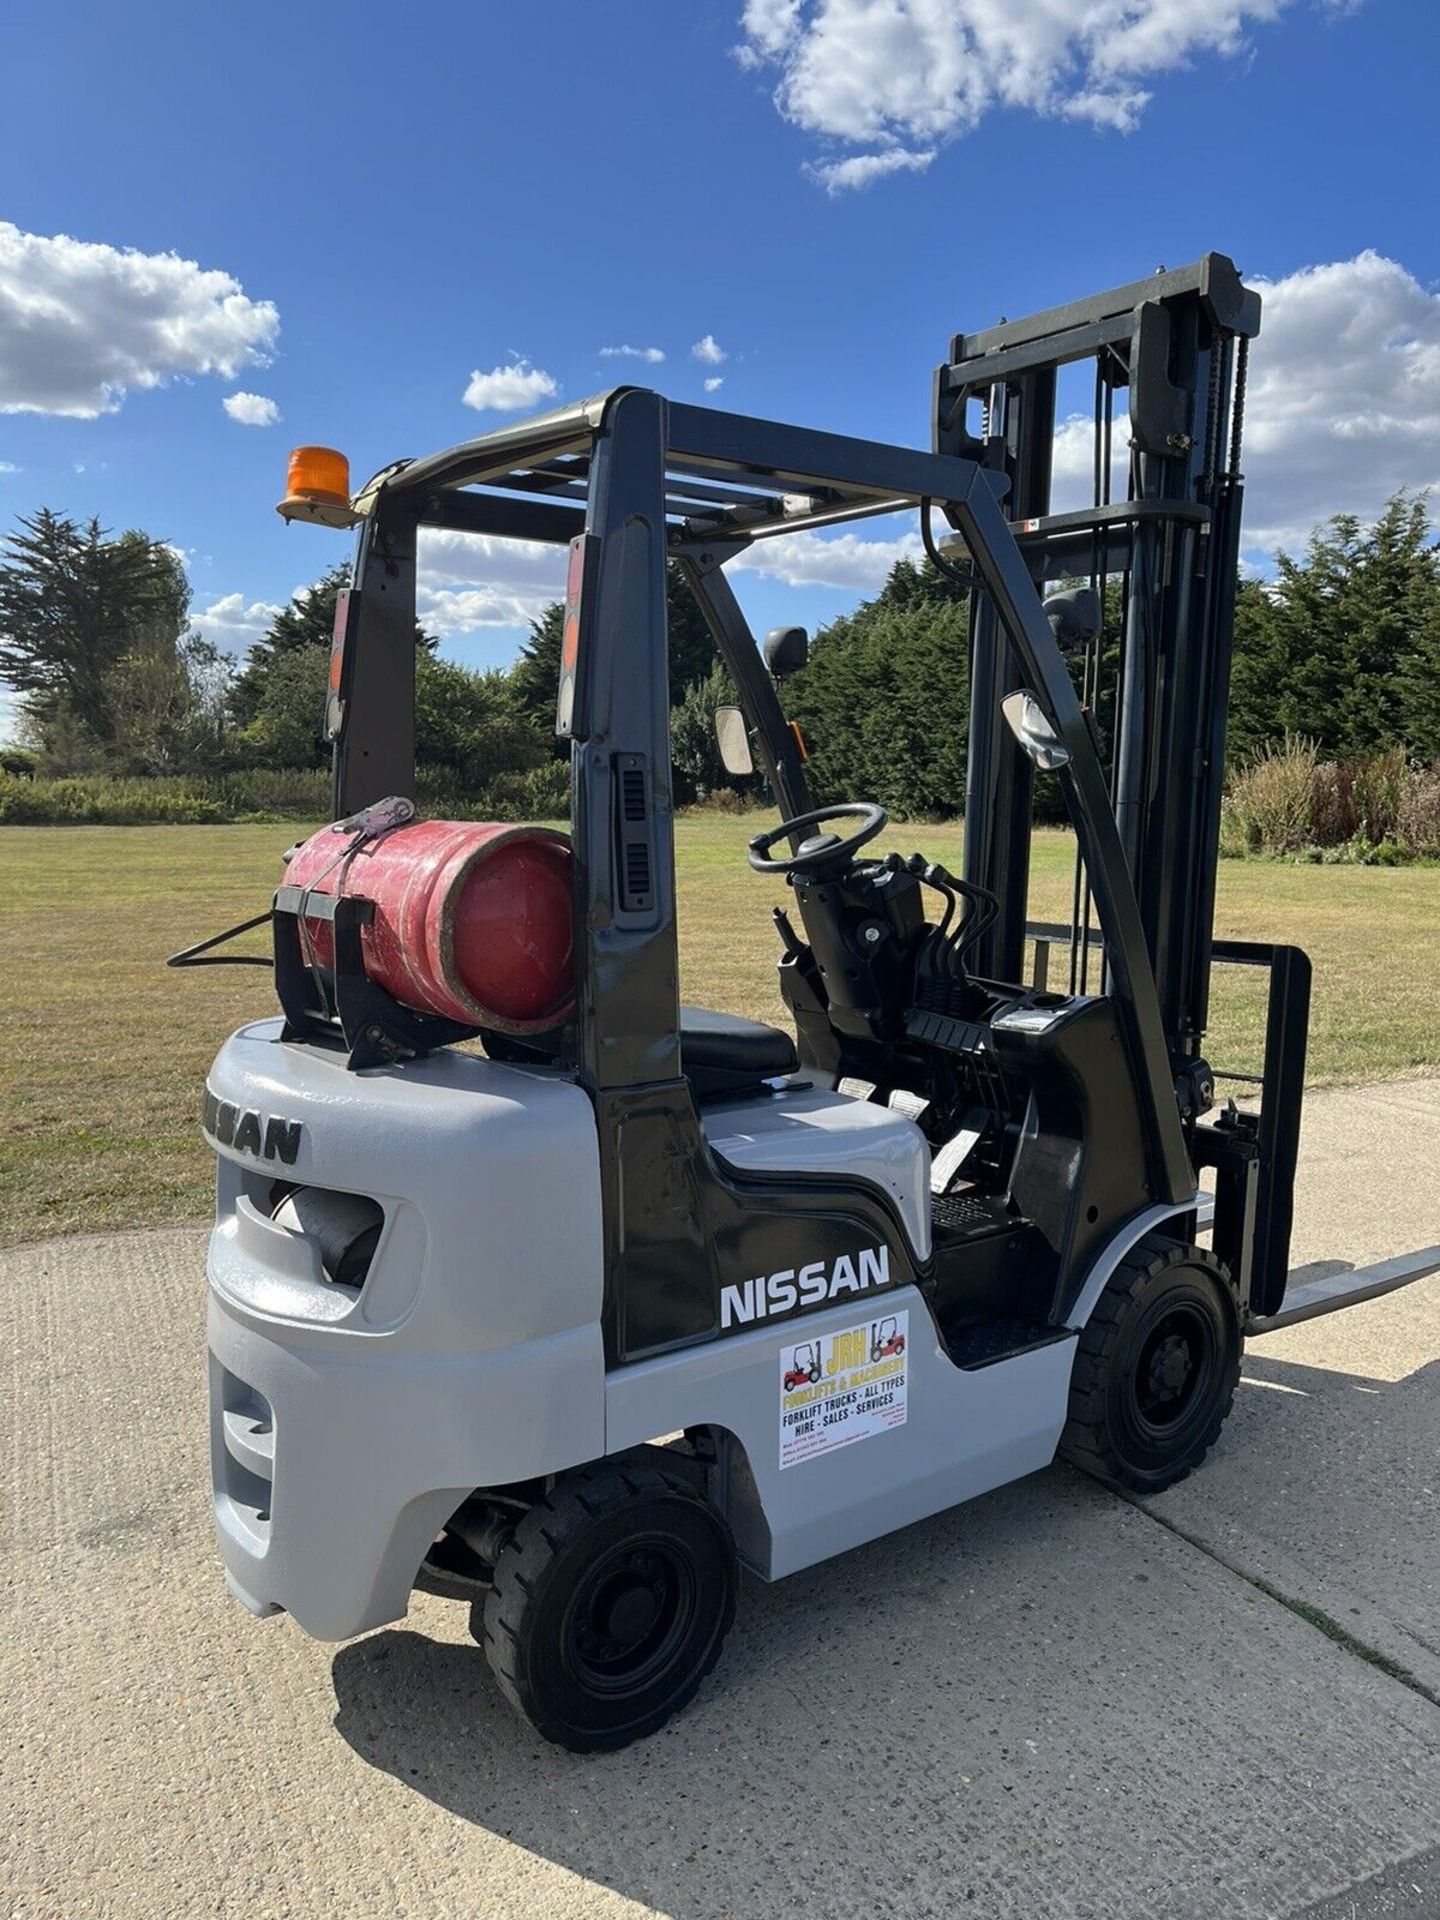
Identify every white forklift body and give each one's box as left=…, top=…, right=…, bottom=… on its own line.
left=207, top=1022, right=604, bottom=1635
left=206, top=1021, right=1196, bottom=1634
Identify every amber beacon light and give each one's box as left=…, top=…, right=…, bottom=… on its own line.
left=277, top=445, right=361, bottom=527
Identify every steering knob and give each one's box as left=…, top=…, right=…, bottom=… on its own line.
left=748, top=802, right=889, bottom=877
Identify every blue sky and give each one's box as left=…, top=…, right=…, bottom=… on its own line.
left=2, top=0, right=1438, bottom=724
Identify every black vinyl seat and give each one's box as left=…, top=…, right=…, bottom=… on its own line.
left=680, top=1004, right=797, bottom=1100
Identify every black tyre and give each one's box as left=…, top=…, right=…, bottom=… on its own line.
left=473, top=1457, right=738, bottom=1752
left=1060, top=1234, right=1241, bottom=1493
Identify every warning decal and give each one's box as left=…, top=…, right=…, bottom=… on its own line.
left=778, top=1311, right=909, bottom=1470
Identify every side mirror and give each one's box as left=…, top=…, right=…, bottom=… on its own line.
left=1001, top=690, right=1071, bottom=771
left=714, top=706, right=755, bottom=777
left=1044, top=586, right=1102, bottom=651
left=763, top=625, right=808, bottom=679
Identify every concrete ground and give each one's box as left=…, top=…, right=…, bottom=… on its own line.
left=4, top=1079, right=1439, bottom=1920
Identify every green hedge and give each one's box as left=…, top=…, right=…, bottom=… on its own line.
left=0, top=769, right=327, bottom=824
left=0, top=760, right=574, bottom=827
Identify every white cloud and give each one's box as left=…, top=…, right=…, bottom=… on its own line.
left=417, top=526, right=568, bottom=635
left=417, top=585, right=554, bottom=635
left=1048, top=414, right=1128, bottom=512
left=0, top=221, right=278, bottom=417
left=222, top=390, right=279, bottom=427
left=737, top=0, right=1316, bottom=186
left=0, top=460, right=18, bottom=474
left=1239, top=251, right=1440, bottom=552
left=737, top=0, right=805, bottom=63
left=192, top=591, right=284, bottom=654
left=1049, top=250, right=1440, bottom=557
left=600, top=344, right=666, bottom=363
left=733, top=522, right=923, bottom=590
left=420, top=514, right=911, bottom=631
left=704, top=376, right=726, bottom=393
left=807, top=146, right=934, bottom=192
left=692, top=334, right=727, bottom=366
left=462, top=360, right=559, bottom=413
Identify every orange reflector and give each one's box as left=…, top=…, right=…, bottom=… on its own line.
left=561, top=536, right=585, bottom=674
left=789, top=720, right=809, bottom=761
left=277, top=446, right=361, bottom=528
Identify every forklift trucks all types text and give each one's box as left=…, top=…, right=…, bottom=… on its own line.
left=198, top=255, right=1321, bottom=1751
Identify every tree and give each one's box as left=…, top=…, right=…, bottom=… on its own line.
left=415, top=655, right=546, bottom=791
left=107, top=633, right=233, bottom=775
left=1226, top=493, right=1440, bottom=764
left=235, top=627, right=548, bottom=787
left=1225, top=578, right=1280, bottom=762
left=859, top=554, right=964, bottom=614
left=784, top=556, right=971, bottom=818
left=233, top=645, right=331, bottom=769
left=510, top=601, right=563, bottom=733
left=665, top=561, right=719, bottom=691
left=0, top=510, right=190, bottom=748
left=670, top=661, right=754, bottom=803
left=228, top=565, right=436, bottom=730
left=229, top=564, right=441, bottom=767
left=509, top=561, right=719, bottom=737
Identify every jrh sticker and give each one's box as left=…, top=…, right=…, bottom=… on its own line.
left=778, top=1311, right=909, bottom=1469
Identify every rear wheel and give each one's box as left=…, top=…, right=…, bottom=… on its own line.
left=1060, top=1235, right=1240, bottom=1493
left=473, top=1458, right=738, bottom=1752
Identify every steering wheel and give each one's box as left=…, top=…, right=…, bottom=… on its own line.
left=748, top=802, right=888, bottom=877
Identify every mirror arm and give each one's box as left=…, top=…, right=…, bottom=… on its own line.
left=673, top=547, right=813, bottom=832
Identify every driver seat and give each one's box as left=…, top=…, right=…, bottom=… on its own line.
left=680, top=1004, right=797, bottom=1100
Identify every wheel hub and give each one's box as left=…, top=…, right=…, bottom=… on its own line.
left=1148, top=1331, right=1193, bottom=1402
left=605, top=1580, right=662, bottom=1646
left=568, top=1546, right=686, bottom=1682
left=1132, top=1302, right=1216, bottom=1434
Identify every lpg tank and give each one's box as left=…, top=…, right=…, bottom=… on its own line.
left=283, top=818, right=574, bottom=1034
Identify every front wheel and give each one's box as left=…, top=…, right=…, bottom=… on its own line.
left=1060, top=1235, right=1240, bottom=1493
left=473, top=1457, right=738, bottom=1752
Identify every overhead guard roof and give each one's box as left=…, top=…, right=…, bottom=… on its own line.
left=350, top=386, right=958, bottom=549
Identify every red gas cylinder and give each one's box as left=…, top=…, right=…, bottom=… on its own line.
left=284, top=819, right=574, bottom=1033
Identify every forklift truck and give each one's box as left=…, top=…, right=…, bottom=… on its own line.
left=199, top=255, right=1314, bottom=1750
left=784, top=1342, right=823, bottom=1390
left=872, top=1317, right=906, bottom=1362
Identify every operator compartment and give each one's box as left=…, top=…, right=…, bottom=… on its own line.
left=756, top=810, right=1153, bottom=1351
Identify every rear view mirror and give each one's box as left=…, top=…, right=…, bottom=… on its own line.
left=1001, top=690, right=1071, bottom=771
left=763, top=626, right=809, bottom=679
left=714, top=706, right=755, bottom=777
left=1044, top=586, right=1102, bottom=651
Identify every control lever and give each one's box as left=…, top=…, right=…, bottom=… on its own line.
left=772, top=906, right=805, bottom=959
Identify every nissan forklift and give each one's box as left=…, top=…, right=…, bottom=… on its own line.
left=198, top=255, right=1315, bottom=1751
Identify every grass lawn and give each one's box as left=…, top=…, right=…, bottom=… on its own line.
left=2, top=814, right=1436, bottom=1246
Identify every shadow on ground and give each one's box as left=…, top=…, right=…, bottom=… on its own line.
left=334, top=1476, right=1054, bottom=1920
left=331, top=1339, right=1440, bottom=1920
